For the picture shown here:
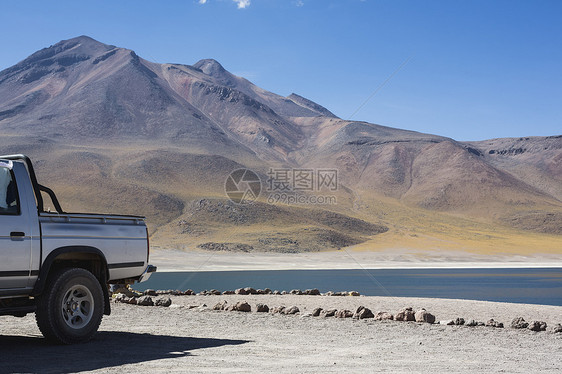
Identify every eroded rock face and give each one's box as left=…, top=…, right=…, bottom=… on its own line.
left=395, top=307, right=415, bottom=321
left=511, top=317, right=529, bottom=329
left=414, top=309, right=436, bottom=324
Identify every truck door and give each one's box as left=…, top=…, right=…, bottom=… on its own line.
left=0, top=161, right=32, bottom=290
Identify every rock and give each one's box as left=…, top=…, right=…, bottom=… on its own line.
left=454, top=317, right=465, bottom=326
left=290, top=289, right=303, bottom=295
left=281, top=291, right=288, bottom=295
left=264, top=288, right=272, bottom=294
left=486, top=319, right=504, bottom=328
left=300, top=313, right=313, bottom=318
left=235, top=301, right=251, bottom=312
left=414, top=309, right=435, bottom=324
left=335, top=310, right=354, bottom=318
left=439, top=320, right=455, bottom=325
left=235, top=288, right=248, bottom=295
left=305, top=289, right=321, bottom=296
left=465, top=319, right=478, bottom=327
left=312, top=307, right=323, bottom=317
left=143, top=289, right=157, bottom=296
left=284, top=306, right=300, bottom=315
left=325, top=291, right=334, bottom=296
left=256, top=289, right=266, bottom=295
left=209, top=289, right=221, bottom=295
left=271, top=306, right=286, bottom=314
left=222, top=290, right=235, bottom=295
left=354, top=306, right=374, bottom=319
left=256, top=303, right=269, bottom=313
left=321, top=309, right=337, bottom=317
left=550, top=324, right=562, bottom=333
left=213, top=301, right=228, bottom=311
left=395, top=307, right=415, bottom=321
left=348, top=291, right=360, bottom=296
left=527, top=321, right=547, bottom=332
left=136, top=296, right=154, bottom=306
left=183, top=289, right=194, bottom=295
left=155, top=296, right=172, bottom=307
left=244, top=287, right=257, bottom=295
left=272, top=290, right=281, bottom=295
left=374, top=311, right=394, bottom=321
left=113, top=293, right=128, bottom=303
left=511, top=317, right=529, bottom=329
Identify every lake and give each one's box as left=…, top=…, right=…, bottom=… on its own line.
left=133, top=267, right=562, bottom=306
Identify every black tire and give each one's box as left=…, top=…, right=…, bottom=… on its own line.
left=35, top=268, right=104, bottom=344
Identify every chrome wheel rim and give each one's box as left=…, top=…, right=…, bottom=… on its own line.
left=61, top=285, right=94, bottom=329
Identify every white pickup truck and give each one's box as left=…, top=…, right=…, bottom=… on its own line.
left=0, top=154, right=156, bottom=344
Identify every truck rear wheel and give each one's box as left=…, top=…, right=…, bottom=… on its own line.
left=36, top=268, right=104, bottom=344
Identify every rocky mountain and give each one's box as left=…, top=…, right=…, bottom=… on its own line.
left=0, top=36, right=560, bottom=252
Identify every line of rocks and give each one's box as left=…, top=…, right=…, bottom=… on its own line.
left=112, top=289, right=562, bottom=334
left=147, top=288, right=360, bottom=296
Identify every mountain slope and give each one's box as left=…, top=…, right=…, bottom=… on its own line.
left=0, top=36, right=560, bottom=252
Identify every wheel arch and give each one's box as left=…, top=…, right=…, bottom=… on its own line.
left=33, top=246, right=111, bottom=315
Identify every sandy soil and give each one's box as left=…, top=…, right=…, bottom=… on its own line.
left=2, top=294, right=561, bottom=373
left=149, top=247, right=562, bottom=271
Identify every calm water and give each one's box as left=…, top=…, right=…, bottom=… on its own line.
left=134, top=268, right=562, bottom=306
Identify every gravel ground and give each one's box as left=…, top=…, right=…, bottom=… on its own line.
left=1, top=295, right=561, bottom=373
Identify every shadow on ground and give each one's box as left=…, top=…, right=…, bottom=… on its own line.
left=0, top=331, right=249, bottom=373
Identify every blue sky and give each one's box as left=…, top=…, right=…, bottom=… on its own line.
left=1, top=0, right=560, bottom=141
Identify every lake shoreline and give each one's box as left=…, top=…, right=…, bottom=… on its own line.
left=150, top=247, right=562, bottom=272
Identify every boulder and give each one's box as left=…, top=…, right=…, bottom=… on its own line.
left=264, top=288, right=272, bottom=294
left=271, top=306, right=286, bottom=314
left=213, top=301, right=228, bottom=311
left=550, top=324, right=562, bottom=333
left=281, top=291, right=288, bottom=295
left=486, top=319, right=504, bottom=328
left=222, top=290, right=235, bottom=295
left=354, top=306, right=374, bottom=319
left=235, top=288, right=248, bottom=295
left=510, top=317, right=529, bottom=329
left=290, top=289, right=303, bottom=295
left=244, top=287, right=257, bottom=295
left=414, top=309, right=435, bottom=324
left=374, top=311, right=394, bottom=321
left=312, top=307, right=323, bottom=317
left=136, top=296, right=154, bottom=306
left=256, top=303, right=269, bottom=313
left=335, top=310, right=354, bottom=318
left=155, top=296, right=172, bottom=307
left=183, top=289, right=194, bottom=295
left=321, top=309, right=337, bottom=317
left=305, top=289, right=321, bottom=296
left=465, top=319, right=478, bottom=327
left=284, top=306, right=300, bottom=315
left=349, top=291, right=360, bottom=296
left=527, top=321, right=547, bottom=332
left=235, top=301, right=252, bottom=312
left=273, top=290, right=281, bottom=295
left=454, top=317, right=465, bottom=326
left=395, top=307, right=415, bottom=321
left=113, top=293, right=128, bottom=303
left=143, top=289, right=157, bottom=296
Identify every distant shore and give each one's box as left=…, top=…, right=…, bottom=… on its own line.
left=150, top=247, right=562, bottom=272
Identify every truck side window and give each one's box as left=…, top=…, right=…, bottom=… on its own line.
left=0, top=167, right=19, bottom=215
